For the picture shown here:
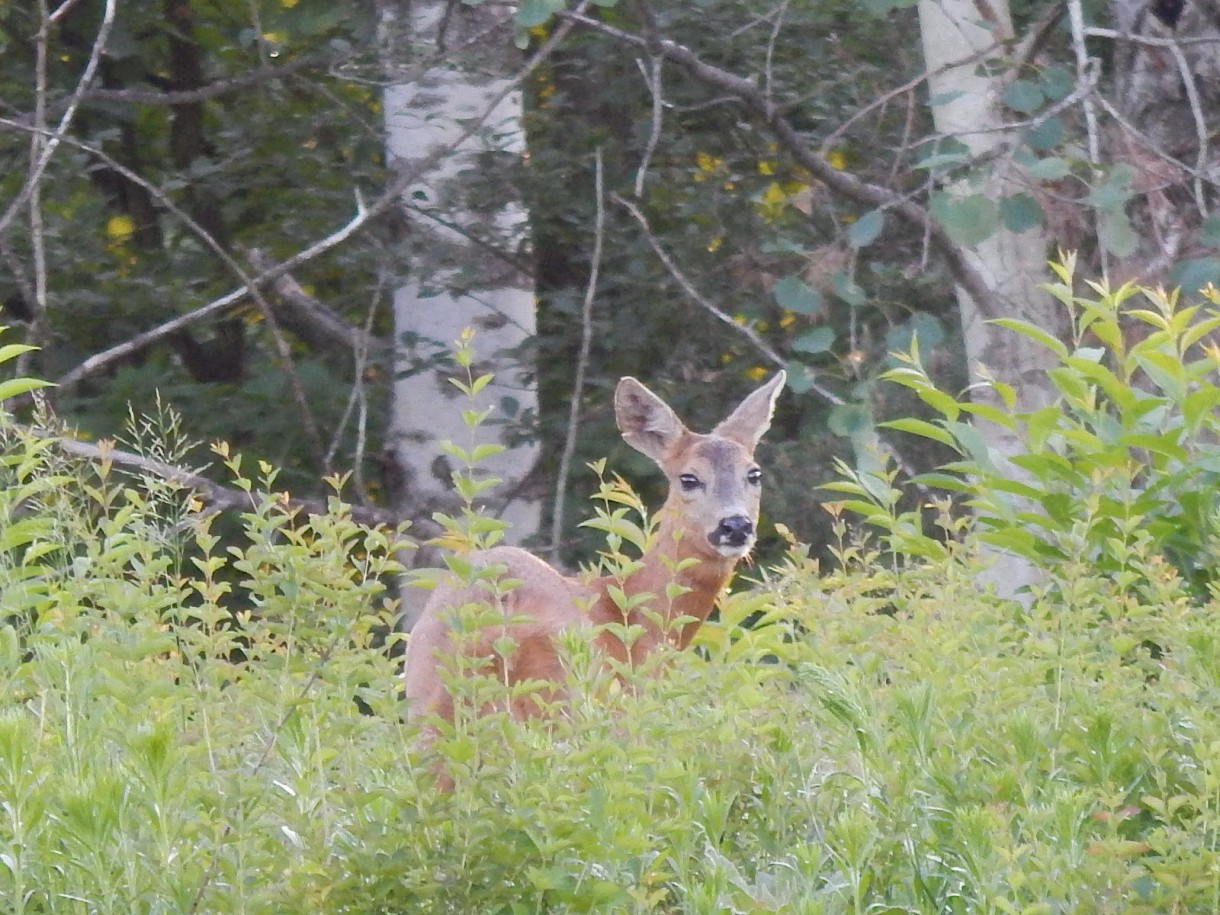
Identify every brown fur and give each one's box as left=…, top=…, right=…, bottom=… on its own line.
left=402, top=372, right=786, bottom=731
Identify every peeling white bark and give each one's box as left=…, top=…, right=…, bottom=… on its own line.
left=919, top=0, right=1062, bottom=601
left=382, top=1, right=542, bottom=626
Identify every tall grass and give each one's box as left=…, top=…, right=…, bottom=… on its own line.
left=3, top=297, right=1220, bottom=912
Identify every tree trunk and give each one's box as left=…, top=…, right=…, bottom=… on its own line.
left=379, top=1, right=543, bottom=627
left=1107, top=0, right=1220, bottom=284
left=918, top=0, right=1065, bottom=599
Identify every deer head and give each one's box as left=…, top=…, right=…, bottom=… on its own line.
left=614, top=371, right=786, bottom=559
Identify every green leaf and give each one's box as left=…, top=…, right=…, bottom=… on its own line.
left=1202, top=214, right=1220, bottom=247
left=1003, top=80, right=1044, bottom=114
left=1039, top=65, right=1075, bottom=101
left=772, top=275, right=823, bottom=315
left=1025, top=116, right=1064, bottom=151
left=915, top=387, right=962, bottom=421
left=879, top=417, right=957, bottom=447
left=930, top=192, right=999, bottom=246
left=516, top=0, right=562, bottom=27
left=999, top=193, right=1043, bottom=233
left=1025, top=156, right=1070, bottom=180
left=958, top=401, right=1017, bottom=429
left=989, top=318, right=1069, bottom=358
left=0, top=377, right=51, bottom=403
left=915, top=137, right=971, bottom=171
left=831, top=272, right=866, bottom=307
left=1118, top=432, right=1186, bottom=462
left=792, top=326, right=835, bottom=354
left=1184, top=386, right=1220, bottom=433
left=828, top=403, right=873, bottom=440
left=847, top=210, right=885, bottom=249
left=1098, top=210, right=1138, bottom=258
left=1168, top=257, right=1220, bottom=294
left=886, top=314, right=944, bottom=357
left=1088, top=166, right=1134, bottom=210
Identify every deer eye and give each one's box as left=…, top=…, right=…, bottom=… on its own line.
left=678, top=473, right=703, bottom=492
left=746, top=467, right=762, bottom=485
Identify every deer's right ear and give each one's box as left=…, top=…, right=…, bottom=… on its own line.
left=615, top=377, right=686, bottom=462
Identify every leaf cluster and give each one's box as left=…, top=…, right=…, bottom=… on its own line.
left=841, top=255, right=1220, bottom=599
left=6, top=312, right=1220, bottom=911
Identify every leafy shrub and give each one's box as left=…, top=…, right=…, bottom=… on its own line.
left=6, top=317, right=1220, bottom=912
left=834, top=255, right=1220, bottom=599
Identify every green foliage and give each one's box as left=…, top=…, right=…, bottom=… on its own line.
left=839, top=256, right=1220, bottom=598
left=0, top=419, right=407, bottom=913
left=8, top=325, right=1220, bottom=911
left=9, top=417, right=1220, bottom=910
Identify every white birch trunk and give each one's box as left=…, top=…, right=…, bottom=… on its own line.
left=381, top=1, right=542, bottom=627
left=919, top=0, right=1062, bottom=599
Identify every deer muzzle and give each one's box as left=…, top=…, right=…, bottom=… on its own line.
left=709, top=514, right=755, bottom=554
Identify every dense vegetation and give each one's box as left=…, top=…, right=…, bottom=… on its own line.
left=5, top=273, right=1220, bottom=912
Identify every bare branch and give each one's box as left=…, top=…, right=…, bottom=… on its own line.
left=633, top=56, right=665, bottom=198
left=558, top=10, right=1008, bottom=321
left=29, top=1, right=51, bottom=351
left=1084, top=27, right=1220, bottom=48
left=0, top=0, right=116, bottom=237
left=80, top=51, right=352, bottom=107
left=47, top=432, right=403, bottom=528
left=0, top=112, right=329, bottom=464
left=1167, top=38, right=1211, bottom=217
left=550, top=149, right=606, bottom=557
left=55, top=1, right=592, bottom=392
left=245, top=248, right=389, bottom=360
left=611, top=192, right=797, bottom=373
left=324, top=270, right=388, bottom=502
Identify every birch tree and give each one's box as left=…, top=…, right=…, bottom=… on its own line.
left=917, top=0, right=1063, bottom=597
left=378, top=1, right=542, bottom=624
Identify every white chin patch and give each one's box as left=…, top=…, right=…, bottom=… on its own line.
left=714, top=540, right=753, bottom=559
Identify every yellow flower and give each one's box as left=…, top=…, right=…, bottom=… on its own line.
left=106, top=214, right=135, bottom=242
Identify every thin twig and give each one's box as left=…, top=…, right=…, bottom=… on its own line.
left=0, top=0, right=116, bottom=237
left=29, top=1, right=50, bottom=354
left=634, top=56, right=664, bottom=198
left=324, top=272, right=387, bottom=502
left=1093, top=93, right=1216, bottom=188
left=1167, top=38, right=1210, bottom=217
left=52, top=1, right=591, bottom=393
left=1066, top=0, right=1105, bottom=274
left=550, top=149, right=605, bottom=557
left=46, top=432, right=401, bottom=527
left=48, top=0, right=86, bottom=24
left=0, top=115, right=329, bottom=464
left=612, top=193, right=789, bottom=364
left=762, top=0, right=789, bottom=112
left=1084, top=27, right=1220, bottom=48
left=560, top=10, right=1007, bottom=321
left=1067, top=0, right=1100, bottom=165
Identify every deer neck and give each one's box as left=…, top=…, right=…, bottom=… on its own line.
left=589, top=504, right=738, bottom=663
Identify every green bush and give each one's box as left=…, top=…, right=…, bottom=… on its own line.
left=5, top=314, right=1220, bottom=912
left=834, top=255, right=1220, bottom=600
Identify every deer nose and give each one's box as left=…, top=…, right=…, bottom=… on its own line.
left=711, top=514, right=755, bottom=549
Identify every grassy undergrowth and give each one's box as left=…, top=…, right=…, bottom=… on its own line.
left=6, top=280, right=1220, bottom=911
left=3, top=436, right=1219, bottom=914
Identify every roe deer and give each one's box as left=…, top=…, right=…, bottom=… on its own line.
left=402, top=370, right=785, bottom=729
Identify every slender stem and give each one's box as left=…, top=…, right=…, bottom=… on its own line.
left=550, top=149, right=605, bottom=555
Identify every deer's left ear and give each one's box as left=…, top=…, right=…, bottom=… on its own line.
left=616, top=377, right=687, bottom=463
left=713, top=371, right=786, bottom=451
